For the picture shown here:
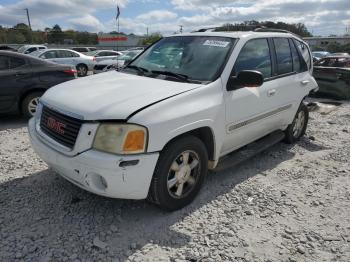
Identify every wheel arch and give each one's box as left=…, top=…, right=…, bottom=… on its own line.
left=19, top=88, right=46, bottom=112
left=159, top=126, right=216, bottom=163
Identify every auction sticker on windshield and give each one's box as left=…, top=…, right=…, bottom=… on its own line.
left=203, top=40, right=230, bottom=48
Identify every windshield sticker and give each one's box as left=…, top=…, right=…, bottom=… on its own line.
left=203, top=40, right=230, bottom=48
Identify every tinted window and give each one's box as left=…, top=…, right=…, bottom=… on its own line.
left=56, top=50, right=73, bottom=58
left=295, top=40, right=312, bottom=70
left=39, top=47, right=46, bottom=50
left=73, top=48, right=86, bottom=52
left=273, top=38, right=293, bottom=75
left=26, top=47, right=37, bottom=53
left=0, top=56, right=9, bottom=70
left=289, top=40, right=301, bottom=72
left=9, top=57, right=26, bottom=69
left=234, top=38, right=272, bottom=79
left=41, top=51, right=57, bottom=59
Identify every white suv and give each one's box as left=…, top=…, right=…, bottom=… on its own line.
left=28, top=30, right=318, bottom=210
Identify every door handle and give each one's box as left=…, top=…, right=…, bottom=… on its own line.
left=301, top=80, right=310, bottom=85
left=267, top=89, right=276, bottom=97
left=336, top=73, right=342, bottom=79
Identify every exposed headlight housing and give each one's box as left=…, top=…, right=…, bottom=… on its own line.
left=93, top=123, right=147, bottom=155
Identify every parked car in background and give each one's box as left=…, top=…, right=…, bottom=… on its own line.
left=86, top=50, right=122, bottom=62
left=72, top=47, right=98, bottom=54
left=332, top=52, right=349, bottom=56
left=312, top=51, right=330, bottom=62
left=313, top=55, right=350, bottom=99
left=31, top=49, right=95, bottom=77
left=93, top=50, right=142, bottom=74
left=0, top=51, right=77, bottom=117
left=126, top=47, right=145, bottom=51
left=17, top=45, right=47, bottom=54
left=0, top=45, right=17, bottom=52
left=29, top=31, right=318, bottom=210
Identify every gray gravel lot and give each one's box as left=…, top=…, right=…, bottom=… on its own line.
left=0, top=101, right=349, bottom=262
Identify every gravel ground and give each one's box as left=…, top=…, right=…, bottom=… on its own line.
left=0, top=101, right=349, bottom=262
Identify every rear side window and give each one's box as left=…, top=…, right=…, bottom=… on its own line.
left=0, top=56, right=9, bottom=70
left=295, top=40, right=312, bottom=70
left=234, top=38, right=272, bottom=79
left=273, top=38, right=293, bottom=75
left=289, top=39, right=301, bottom=72
left=41, top=51, right=57, bottom=59
left=9, top=57, right=26, bottom=69
left=39, top=47, right=46, bottom=50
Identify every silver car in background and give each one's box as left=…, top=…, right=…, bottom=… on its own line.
left=31, top=49, right=95, bottom=76
left=93, top=50, right=142, bottom=74
left=86, top=50, right=122, bottom=63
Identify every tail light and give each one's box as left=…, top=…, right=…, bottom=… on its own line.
left=63, top=69, right=77, bottom=76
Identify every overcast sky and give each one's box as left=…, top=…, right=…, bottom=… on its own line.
left=0, top=0, right=349, bottom=36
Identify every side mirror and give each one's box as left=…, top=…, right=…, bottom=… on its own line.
left=227, top=70, right=264, bottom=91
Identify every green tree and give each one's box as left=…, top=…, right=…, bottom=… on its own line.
left=142, top=33, right=162, bottom=46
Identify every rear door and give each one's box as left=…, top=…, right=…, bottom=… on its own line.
left=263, top=37, right=311, bottom=127
left=0, top=55, right=32, bottom=112
left=53, top=50, right=74, bottom=65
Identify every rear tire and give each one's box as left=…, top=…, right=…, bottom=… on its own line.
left=284, top=102, right=309, bottom=144
left=76, top=64, right=88, bottom=77
left=148, top=136, right=208, bottom=211
left=21, top=92, right=43, bottom=118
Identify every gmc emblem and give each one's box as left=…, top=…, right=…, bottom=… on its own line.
left=47, top=117, right=66, bottom=135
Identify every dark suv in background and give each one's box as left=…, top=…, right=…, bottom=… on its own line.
left=0, top=51, right=77, bottom=117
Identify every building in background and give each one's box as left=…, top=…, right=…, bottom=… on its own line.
left=97, top=33, right=145, bottom=50
left=304, top=36, right=350, bottom=50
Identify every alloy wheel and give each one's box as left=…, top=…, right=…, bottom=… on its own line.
left=167, top=150, right=201, bottom=198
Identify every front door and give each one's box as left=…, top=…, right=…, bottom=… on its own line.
left=222, top=38, right=282, bottom=155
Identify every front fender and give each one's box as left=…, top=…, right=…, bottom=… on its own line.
left=129, top=79, right=225, bottom=162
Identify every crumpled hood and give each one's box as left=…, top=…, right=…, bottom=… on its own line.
left=41, top=71, right=201, bottom=120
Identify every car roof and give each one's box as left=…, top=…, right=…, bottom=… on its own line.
left=0, top=50, right=55, bottom=64
left=168, top=31, right=301, bottom=40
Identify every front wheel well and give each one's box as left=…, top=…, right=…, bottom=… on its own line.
left=162, top=127, right=215, bottom=161
left=19, top=88, right=46, bottom=111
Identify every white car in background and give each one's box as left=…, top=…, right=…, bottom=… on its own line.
left=17, top=45, right=47, bottom=54
left=31, top=49, right=95, bottom=77
left=86, top=50, right=122, bottom=63
left=93, top=50, right=142, bottom=74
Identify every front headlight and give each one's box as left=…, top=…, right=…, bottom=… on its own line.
left=93, top=123, right=147, bottom=155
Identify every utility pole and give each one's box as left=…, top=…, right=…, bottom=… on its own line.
left=24, top=8, right=33, bottom=43
left=179, top=25, right=183, bottom=34
left=146, top=27, right=149, bottom=36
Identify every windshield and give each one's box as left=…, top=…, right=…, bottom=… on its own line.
left=126, top=36, right=236, bottom=83
left=17, top=46, right=28, bottom=53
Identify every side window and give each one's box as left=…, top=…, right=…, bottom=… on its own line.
left=0, top=56, right=9, bottom=70
left=9, top=57, right=26, bottom=69
left=70, top=51, right=80, bottom=57
left=295, top=40, right=312, bottom=70
left=39, top=47, right=46, bottom=50
left=273, top=38, right=293, bottom=75
left=234, top=38, right=272, bottom=79
left=289, top=39, right=301, bottom=72
left=41, top=51, right=57, bottom=59
left=56, top=50, right=70, bottom=58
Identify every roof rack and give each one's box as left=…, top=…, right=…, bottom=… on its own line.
left=192, top=25, right=297, bottom=36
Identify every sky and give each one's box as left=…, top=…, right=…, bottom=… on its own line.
left=0, top=0, right=349, bottom=36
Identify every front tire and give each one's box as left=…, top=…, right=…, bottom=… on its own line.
left=148, top=136, right=208, bottom=211
left=21, top=92, right=43, bottom=118
left=284, top=102, right=309, bottom=144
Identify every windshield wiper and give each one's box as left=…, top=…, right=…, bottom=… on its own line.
left=125, top=65, right=149, bottom=74
left=151, top=70, right=190, bottom=83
